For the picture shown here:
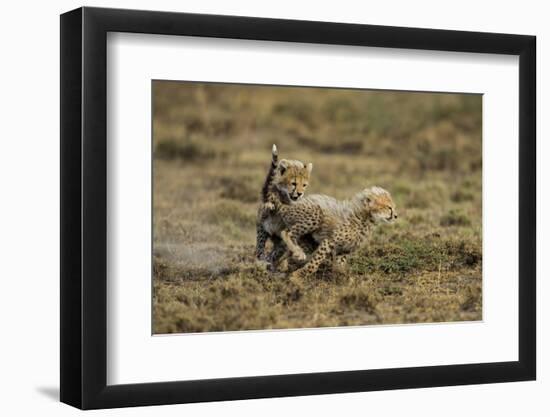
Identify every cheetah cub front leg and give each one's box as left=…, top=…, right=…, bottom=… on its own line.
left=281, top=229, right=307, bottom=261
left=291, top=238, right=335, bottom=279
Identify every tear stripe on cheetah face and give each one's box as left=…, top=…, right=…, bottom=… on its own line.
left=274, top=159, right=312, bottom=202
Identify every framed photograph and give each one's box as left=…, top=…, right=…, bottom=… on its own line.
left=60, top=6, right=536, bottom=409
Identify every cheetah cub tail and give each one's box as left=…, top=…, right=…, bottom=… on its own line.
left=261, top=144, right=280, bottom=203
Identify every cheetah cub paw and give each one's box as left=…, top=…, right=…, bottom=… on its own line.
left=254, top=258, right=270, bottom=271
left=281, top=230, right=307, bottom=261
left=291, top=248, right=307, bottom=261
left=290, top=268, right=307, bottom=282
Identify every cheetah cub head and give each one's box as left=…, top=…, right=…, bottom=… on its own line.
left=362, top=186, right=398, bottom=224
left=275, top=159, right=313, bottom=201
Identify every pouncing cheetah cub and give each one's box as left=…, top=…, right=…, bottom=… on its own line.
left=255, top=144, right=313, bottom=265
left=275, top=186, right=397, bottom=278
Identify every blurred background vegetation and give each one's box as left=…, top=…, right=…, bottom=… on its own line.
left=153, top=81, right=482, bottom=334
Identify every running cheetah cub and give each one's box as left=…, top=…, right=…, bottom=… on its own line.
left=275, top=186, right=397, bottom=278
left=255, top=144, right=313, bottom=265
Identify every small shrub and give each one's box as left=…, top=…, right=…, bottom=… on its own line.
left=296, top=134, right=364, bottom=155
left=406, top=191, right=432, bottom=209
left=460, top=285, right=482, bottom=311
left=440, top=209, right=471, bottom=227
left=406, top=183, right=446, bottom=209
left=408, top=213, right=425, bottom=225
left=219, top=176, right=259, bottom=203
left=203, top=201, right=255, bottom=228
left=378, top=285, right=403, bottom=296
left=339, top=288, right=378, bottom=314
left=450, top=189, right=475, bottom=202
left=272, top=100, right=315, bottom=127
left=415, top=140, right=460, bottom=173
left=392, top=182, right=412, bottom=197
left=321, top=97, right=361, bottom=123
left=443, top=240, right=482, bottom=267
left=155, top=138, right=223, bottom=161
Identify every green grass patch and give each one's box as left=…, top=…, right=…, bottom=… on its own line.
left=350, top=236, right=481, bottom=275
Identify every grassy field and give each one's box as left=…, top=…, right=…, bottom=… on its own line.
left=152, top=81, right=482, bottom=334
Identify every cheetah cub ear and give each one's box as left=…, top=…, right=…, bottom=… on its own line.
left=361, top=188, right=376, bottom=206
left=278, top=159, right=289, bottom=175
left=364, top=195, right=373, bottom=206
left=362, top=186, right=390, bottom=206
left=306, top=162, right=313, bottom=174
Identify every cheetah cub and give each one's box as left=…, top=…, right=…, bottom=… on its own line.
left=255, top=145, right=313, bottom=266
left=275, top=186, right=397, bottom=278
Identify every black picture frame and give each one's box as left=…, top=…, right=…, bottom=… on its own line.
left=60, top=6, right=536, bottom=410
